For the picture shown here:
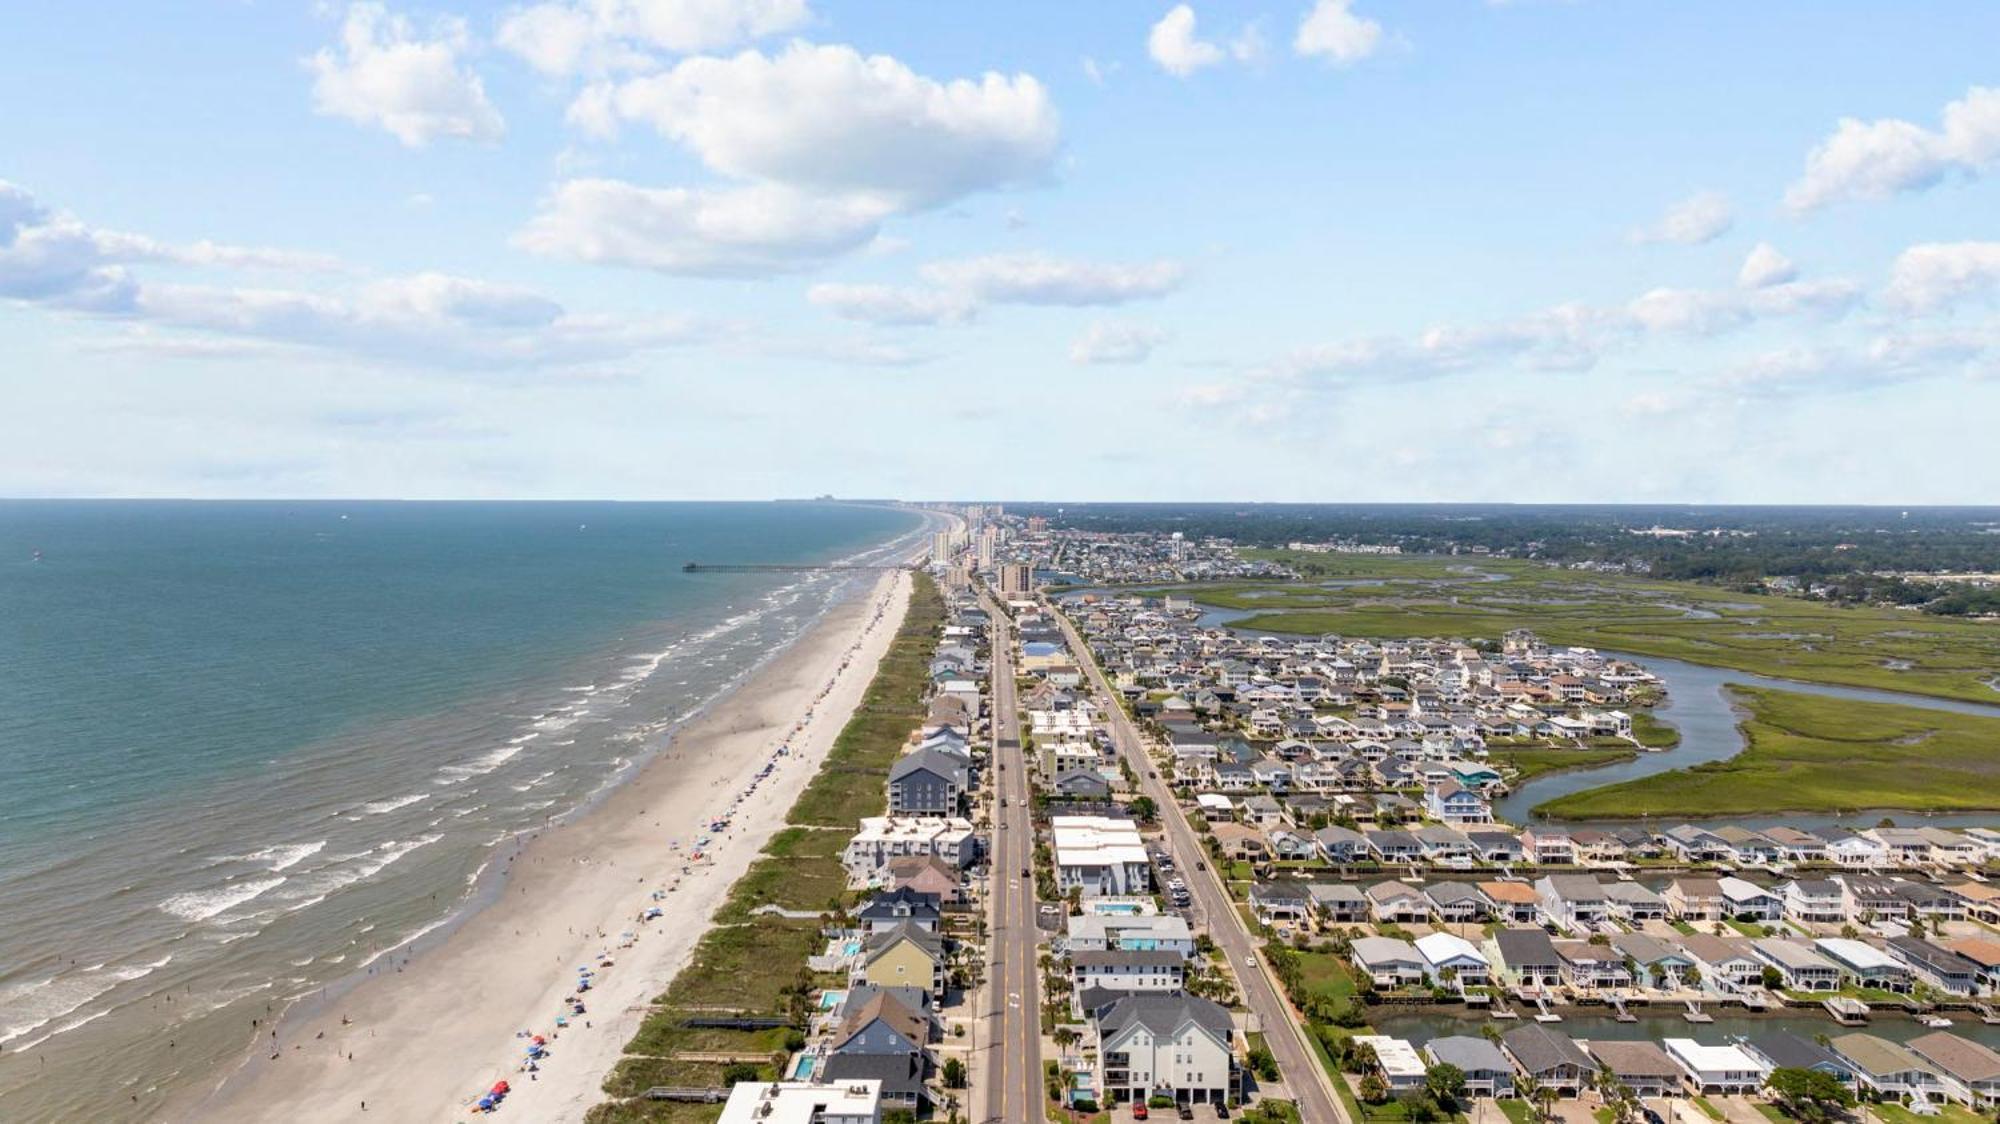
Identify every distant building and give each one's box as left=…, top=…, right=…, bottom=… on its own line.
left=997, top=562, right=1033, bottom=595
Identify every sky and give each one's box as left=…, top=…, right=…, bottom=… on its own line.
left=4, top=1, right=1999, bottom=503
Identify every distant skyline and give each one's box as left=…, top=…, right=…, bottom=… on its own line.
left=5, top=2, right=1999, bottom=502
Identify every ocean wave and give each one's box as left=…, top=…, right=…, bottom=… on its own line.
left=439, top=744, right=522, bottom=778
left=352, top=792, right=430, bottom=815
left=221, top=840, right=326, bottom=871
left=160, top=877, right=287, bottom=922
left=0, top=956, right=175, bottom=1048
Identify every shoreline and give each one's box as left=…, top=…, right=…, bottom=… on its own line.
left=176, top=563, right=918, bottom=1123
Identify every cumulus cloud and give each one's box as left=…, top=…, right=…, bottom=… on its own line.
left=919, top=252, right=1185, bottom=306
left=1885, top=241, right=2000, bottom=312
left=1070, top=320, right=1165, bottom=364
left=515, top=179, right=893, bottom=276
left=308, top=3, right=504, bottom=147
left=1294, top=0, right=1383, bottom=65
left=1738, top=243, right=1798, bottom=289
left=1631, top=190, right=1733, bottom=245
left=1785, top=86, right=2000, bottom=211
left=1149, top=6, right=1225, bottom=77
left=0, top=181, right=337, bottom=313
left=496, top=0, right=810, bottom=76
left=531, top=42, right=1060, bottom=275
left=1625, top=279, right=1860, bottom=335
left=807, top=282, right=975, bottom=326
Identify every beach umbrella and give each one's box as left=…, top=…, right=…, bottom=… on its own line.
left=477, top=1095, right=495, bottom=1109
left=493, top=1081, right=510, bottom=1094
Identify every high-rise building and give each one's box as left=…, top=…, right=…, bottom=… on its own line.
left=1026, top=516, right=1048, bottom=534
left=931, top=530, right=955, bottom=563
left=997, top=562, right=1033, bottom=596
left=976, top=527, right=997, bottom=569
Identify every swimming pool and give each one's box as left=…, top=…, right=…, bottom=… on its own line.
left=792, top=1055, right=816, bottom=1079
left=818, top=989, right=848, bottom=1011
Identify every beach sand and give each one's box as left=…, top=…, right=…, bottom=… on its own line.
left=181, top=569, right=912, bottom=1123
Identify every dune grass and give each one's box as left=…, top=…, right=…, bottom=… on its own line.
left=1487, top=747, right=1638, bottom=783
left=586, top=574, right=944, bottom=1120
left=1532, top=686, right=2000, bottom=818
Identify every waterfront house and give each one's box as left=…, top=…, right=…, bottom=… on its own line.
left=1588, top=1039, right=1684, bottom=1098
left=1841, top=875, right=1910, bottom=921
left=1662, top=825, right=1732, bottom=863
left=1309, top=882, right=1371, bottom=925
left=1248, top=881, right=1313, bottom=928
left=718, top=1080, right=882, bottom=1124
left=1740, top=1032, right=1853, bottom=1087
left=1906, top=1032, right=2000, bottom=1109
left=1313, top=825, right=1368, bottom=863
left=1490, top=928, right=1564, bottom=989
left=1520, top=827, right=1575, bottom=865
left=1350, top=936, right=1427, bottom=987
left=1675, top=932, right=1763, bottom=992
left=1415, top=932, right=1491, bottom=986
left=1095, top=993, right=1235, bottom=1107
left=1814, top=938, right=1912, bottom=993
left=1612, top=932, right=1694, bottom=988
left=860, top=921, right=946, bottom=995
left=1479, top=880, right=1542, bottom=924
left=1424, top=1036, right=1515, bottom=1097
left=1886, top=936, right=1983, bottom=997
left=1501, top=1024, right=1594, bottom=1096
left=1535, top=874, right=1610, bottom=933
left=1831, top=1033, right=1944, bottom=1102
left=886, top=748, right=967, bottom=816
left=1555, top=940, right=1632, bottom=990
left=1752, top=939, right=1841, bottom=992
left=1719, top=876, right=1783, bottom=921
left=1602, top=881, right=1669, bottom=922
left=1781, top=878, right=1847, bottom=924
left=857, top=888, right=943, bottom=934
left=1664, top=877, right=1725, bottom=921
left=1425, top=881, right=1494, bottom=924
left=1466, top=830, right=1526, bottom=864
left=1765, top=827, right=1828, bottom=864
left=1424, top=781, right=1492, bottom=825
left=1367, top=880, right=1432, bottom=924
left=1663, top=1039, right=1766, bottom=1095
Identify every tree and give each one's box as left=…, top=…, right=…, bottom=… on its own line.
left=721, top=1062, right=761, bottom=1086
left=1399, top=1090, right=1443, bottom=1123
left=1358, top=1074, right=1389, bottom=1104
left=1601, top=1077, right=1641, bottom=1124
left=1425, top=1062, right=1468, bottom=1110
left=1053, top=1025, right=1080, bottom=1053
left=884, top=1111, right=918, bottom=1124
left=942, top=1056, right=967, bottom=1089
left=1765, top=1067, right=1856, bottom=1124
left=1249, top=1044, right=1280, bottom=1081
left=1761, top=966, right=1784, bottom=990
left=1129, top=795, right=1158, bottom=822
left=1516, top=1075, right=1546, bottom=1123
left=1347, top=1039, right=1380, bottom=1076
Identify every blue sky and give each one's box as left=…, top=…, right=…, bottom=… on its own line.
left=4, top=1, right=1998, bottom=502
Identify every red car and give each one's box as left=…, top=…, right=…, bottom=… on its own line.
left=1132, top=1105, right=1149, bottom=1120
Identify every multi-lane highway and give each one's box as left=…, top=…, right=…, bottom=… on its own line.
left=1048, top=598, right=1350, bottom=1124
left=979, top=590, right=1041, bottom=1124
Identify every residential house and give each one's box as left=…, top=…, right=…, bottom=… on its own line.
left=1480, top=881, right=1542, bottom=925
left=1350, top=937, right=1427, bottom=987
left=1071, top=949, right=1187, bottom=996
left=1588, top=1039, right=1685, bottom=1098
left=1249, top=881, right=1313, bottom=929
left=1781, top=878, right=1847, bottom=925
left=886, top=748, right=967, bottom=816
left=1536, top=874, right=1610, bottom=933
left=1095, top=993, right=1236, bottom=1107
left=1309, top=882, right=1371, bottom=925
left=1906, top=1032, right=2000, bottom=1109
left=1815, top=938, right=1912, bottom=993
left=1719, top=877, right=1783, bottom=921
left=1416, top=932, right=1491, bottom=986
left=1490, top=928, right=1564, bottom=989
left=1831, top=1033, right=1944, bottom=1103
left=859, top=922, right=945, bottom=995
left=1367, top=881, right=1432, bottom=924
left=1502, top=1024, right=1595, bottom=1096
left=1663, top=1039, right=1766, bottom=1095
left=1355, top=1035, right=1430, bottom=1092
left=1886, top=936, right=1983, bottom=997
left=1424, top=1036, right=1515, bottom=1098
left=1752, top=939, right=1841, bottom=992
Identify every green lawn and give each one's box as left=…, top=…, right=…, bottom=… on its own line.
left=1692, top=1096, right=1726, bottom=1121
left=1534, top=685, right=2000, bottom=818
left=1497, top=1099, right=1536, bottom=1124
left=1872, top=1104, right=1989, bottom=1124
left=1134, top=554, right=2000, bottom=705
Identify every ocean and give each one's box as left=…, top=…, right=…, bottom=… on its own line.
left=0, top=500, right=924, bottom=1121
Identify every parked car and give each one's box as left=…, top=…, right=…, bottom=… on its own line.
left=1131, top=1105, right=1148, bottom=1120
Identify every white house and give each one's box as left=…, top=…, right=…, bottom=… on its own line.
left=1415, top=932, right=1491, bottom=986
left=1095, top=994, right=1235, bottom=1107
left=1053, top=815, right=1152, bottom=899
left=1665, top=1038, right=1766, bottom=1094
left=719, top=1080, right=882, bottom=1124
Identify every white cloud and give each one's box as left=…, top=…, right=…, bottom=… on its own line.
left=1785, top=86, right=2000, bottom=211
left=1148, top=6, right=1225, bottom=77
left=580, top=43, right=1058, bottom=209
left=1885, top=241, right=2000, bottom=312
left=0, top=181, right=338, bottom=312
left=919, top=252, right=1185, bottom=306
left=308, top=3, right=504, bottom=147
left=515, top=179, right=892, bottom=276
left=496, top=0, right=811, bottom=76
left=807, top=282, right=975, bottom=326
left=1738, top=242, right=1798, bottom=289
left=1715, top=332, right=1995, bottom=397
left=1631, top=190, right=1733, bottom=245
left=1626, top=279, right=1860, bottom=335
left=1070, top=320, right=1165, bottom=364
left=1294, top=0, right=1383, bottom=65
left=536, top=42, right=1060, bottom=275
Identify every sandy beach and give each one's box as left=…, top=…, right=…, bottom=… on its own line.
left=181, top=568, right=913, bottom=1123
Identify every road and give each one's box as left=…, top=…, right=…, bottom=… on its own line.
left=980, top=590, right=1042, bottom=1124
left=1048, top=598, right=1350, bottom=1124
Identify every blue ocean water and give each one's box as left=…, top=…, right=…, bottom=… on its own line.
left=0, top=500, right=922, bottom=1120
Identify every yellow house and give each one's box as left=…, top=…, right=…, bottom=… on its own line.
left=861, top=922, right=945, bottom=995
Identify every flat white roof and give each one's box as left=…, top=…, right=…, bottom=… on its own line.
left=1415, top=932, right=1489, bottom=968
left=1815, top=937, right=1901, bottom=972
left=1664, top=1039, right=1764, bottom=1073
left=719, top=1080, right=881, bottom=1123
left=1355, top=1035, right=1428, bottom=1078
left=1053, top=815, right=1149, bottom=867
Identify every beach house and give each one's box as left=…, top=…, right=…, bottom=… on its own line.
left=1095, top=993, right=1236, bottom=1107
